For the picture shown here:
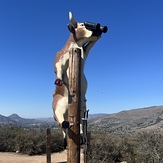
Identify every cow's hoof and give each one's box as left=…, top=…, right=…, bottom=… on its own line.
left=62, top=121, right=70, bottom=129
left=63, top=138, right=67, bottom=149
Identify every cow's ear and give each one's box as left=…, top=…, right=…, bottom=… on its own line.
left=67, top=24, right=75, bottom=34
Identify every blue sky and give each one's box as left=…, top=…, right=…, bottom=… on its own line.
left=0, top=0, right=163, bottom=118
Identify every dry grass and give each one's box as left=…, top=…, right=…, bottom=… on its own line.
left=0, top=151, right=67, bottom=163
left=0, top=150, right=84, bottom=163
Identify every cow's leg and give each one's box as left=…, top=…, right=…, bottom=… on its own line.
left=53, top=96, right=69, bottom=129
left=53, top=95, right=69, bottom=148
left=62, top=129, right=68, bottom=149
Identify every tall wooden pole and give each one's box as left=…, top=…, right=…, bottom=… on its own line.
left=67, top=48, right=81, bottom=163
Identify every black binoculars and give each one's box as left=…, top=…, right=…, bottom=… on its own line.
left=84, top=22, right=108, bottom=36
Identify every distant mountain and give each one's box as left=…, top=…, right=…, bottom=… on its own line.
left=35, top=117, right=54, bottom=123
left=88, top=113, right=108, bottom=119
left=1, top=106, right=163, bottom=133
left=0, top=113, right=107, bottom=125
left=88, top=106, right=163, bottom=133
left=0, top=113, right=36, bottom=125
left=0, top=114, right=14, bottom=124
left=8, top=114, right=35, bottom=123
left=8, top=113, right=21, bottom=120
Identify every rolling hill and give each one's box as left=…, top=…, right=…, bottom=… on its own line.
left=0, top=113, right=105, bottom=126
left=0, top=113, right=36, bottom=125
left=1, top=106, right=163, bottom=133
left=88, top=106, right=163, bottom=133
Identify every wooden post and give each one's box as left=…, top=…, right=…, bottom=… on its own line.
left=46, top=128, right=51, bottom=163
left=85, top=132, right=91, bottom=163
left=67, top=48, right=81, bottom=163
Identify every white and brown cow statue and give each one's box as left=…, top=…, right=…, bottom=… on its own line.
left=52, top=12, right=107, bottom=148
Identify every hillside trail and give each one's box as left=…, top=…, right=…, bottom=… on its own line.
left=0, top=150, right=84, bottom=163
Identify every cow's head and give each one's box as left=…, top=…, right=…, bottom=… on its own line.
left=67, top=12, right=107, bottom=46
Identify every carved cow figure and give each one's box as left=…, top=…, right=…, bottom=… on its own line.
left=52, top=12, right=107, bottom=148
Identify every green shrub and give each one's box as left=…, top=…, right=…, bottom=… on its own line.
left=0, top=125, right=64, bottom=155
left=87, top=132, right=135, bottom=163
left=87, top=131, right=163, bottom=163
left=51, top=129, right=64, bottom=152
left=1, top=124, right=163, bottom=162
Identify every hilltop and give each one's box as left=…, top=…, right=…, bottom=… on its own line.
left=88, top=105, right=163, bottom=133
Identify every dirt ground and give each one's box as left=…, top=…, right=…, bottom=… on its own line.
left=0, top=150, right=84, bottom=163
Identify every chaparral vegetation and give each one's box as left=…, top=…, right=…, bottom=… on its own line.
left=0, top=125, right=163, bottom=162
left=87, top=131, right=163, bottom=163
left=0, top=125, right=63, bottom=155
